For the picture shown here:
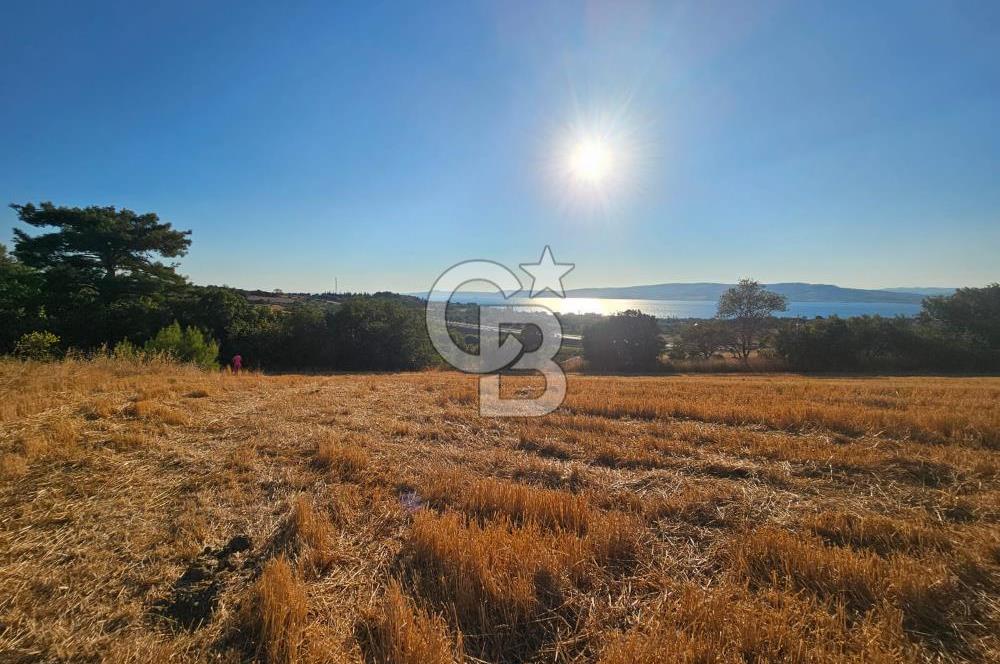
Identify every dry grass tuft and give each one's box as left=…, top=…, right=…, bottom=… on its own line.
left=174, top=500, right=210, bottom=557
left=83, top=396, right=120, bottom=419
left=639, top=483, right=744, bottom=526
left=516, top=434, right=576, bottom=460
left=585, top=512, right=645, bottom=571
left=731, top=527, right=885, bottom=613
left=127, top=399, right=190, bottom=425
left=598, top=584, right=906, bottom=664
left=0, top=452, right=29, bottom=478
left=229, top=442, right=257, bottom=471
left=729, top=527, right=966, bottom=647
left=108, top=430, right=151, bottom=450
left=421, top=472, right=591, bottom=533
left=46, top=417, right=83, bottom=456
left=315, top=434, right=369, bottom=481
left=360, top=583, right=461, bottom=664
left=406, top=510, right=578, bottom=659
left=289, top=494, right=337, bottom=576
left=804, top=510, right=952, bottom=555
left=242, top=555, right=308, bottom=664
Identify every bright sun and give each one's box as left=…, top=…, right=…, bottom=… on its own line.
left=568, top=137, right=613, bottom=185
left=548, top=111, right=642, bottom=210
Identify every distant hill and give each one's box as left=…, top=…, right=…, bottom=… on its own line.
left=420, top=283, right=937, bottom=303
left=561, top=282, right=930, bottom=304
left=880, top=287, right=957, bottom=297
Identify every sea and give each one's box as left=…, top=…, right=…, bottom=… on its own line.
left=448, top=295, right=922, bottom=319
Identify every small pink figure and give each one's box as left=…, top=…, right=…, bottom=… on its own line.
left=231, top=354, right=243, bottom=374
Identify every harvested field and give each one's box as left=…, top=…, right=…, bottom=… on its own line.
left=1, top=359, right=998, bottom=662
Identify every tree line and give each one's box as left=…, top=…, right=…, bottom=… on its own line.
left=583, top=279, right=1000, bottom=372
left=4, top=201, right=997, bottom=374
left=0, top=202, right=434, bottom=370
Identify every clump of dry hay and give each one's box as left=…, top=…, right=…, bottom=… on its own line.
left=803, top=510, right=953, bottom=555
left=127, top=399, right=190, bottom=425
left=597, top=583, right=908, bottom=664
left=360, top=582, right=461, bottom=664
left=314, top=433, right=369, bottom=481
left=728, top=526, right=964, bottom=644
left=420, top=471, right=592, bottom=533
left=288, top=494, right=338, bottom=577
left=241, top=555, right=308, bottom=664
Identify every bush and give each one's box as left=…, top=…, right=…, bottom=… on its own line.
left=13, top=330, right=60, bottom=360
left=333, top=298, right=434, bottom=370
left=775, top=315, right=999, bottom=372
left=923, top=283, right=1000, bottom=348
left=677, top=319, right=733, bottom=359
left=112, top=339, right=144, bottom=361
left=227, top=303, right=336, bottom=371
left=144, top=321, right=219, bottom=369
left=226, top=297, right=432, bottom=372
left=583, top=310, right=663, bottom=371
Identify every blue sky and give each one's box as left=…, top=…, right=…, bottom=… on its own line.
left=2, top=0, right=998, bottom=293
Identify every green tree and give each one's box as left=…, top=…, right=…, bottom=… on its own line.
left=0, top=243, right=44, bottom=352
left=717, top=278, right=787, bottom=360
left=582, top=310, right=663, bottom=371
left=677, top=319, right=732, bottom=359
left=922, top=284, right=1000, bottom=349
left=333, top=298, right=433, bottom=370
left=11, top=202, right=191, bottom=280
left=13, top=331, right=60, bottom=361
left=284, top=303, right=337, bottom=368
left=227, top=308, right=287, bottom=370
left=774, top=315, right=995, bottom=372
left=172, top=286, right=256, bottom=358
left=10, top=202, right=192, bottom=347
left=144, top=321, right=219, bottom=369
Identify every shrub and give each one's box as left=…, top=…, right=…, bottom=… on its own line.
left=13, top=330, right=60, bottom=360
left=583, top=310, right=663, bottom=371
left=144, top=321, right=219, bottom=369
left=333, top=298, right=434, bottom=371
left=775, top=315, right=999, bottom=371
left=677, top=319, right=733, bottom=359
left=112, top=339, right=144, bottom=361
left=923, top=283, right=1000, bottom=348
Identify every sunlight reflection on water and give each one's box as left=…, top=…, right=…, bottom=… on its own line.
left=510, top=297, right=922, bottom=319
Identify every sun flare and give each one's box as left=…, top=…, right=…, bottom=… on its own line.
left=546, top=107, right=645, bottom=212
left=568, top=137, right=613, bottom=185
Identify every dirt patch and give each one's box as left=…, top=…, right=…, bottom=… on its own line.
left=154, top=534, right=252, bottom=630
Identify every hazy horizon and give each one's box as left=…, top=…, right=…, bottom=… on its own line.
left=231, top=279, right=966, bottom=297
left=2, top=1, right=998, bottom=293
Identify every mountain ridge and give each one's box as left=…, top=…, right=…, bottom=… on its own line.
left=563, top=282, right=932, bottom=303
left=420, top=282, right=958, bottom=304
